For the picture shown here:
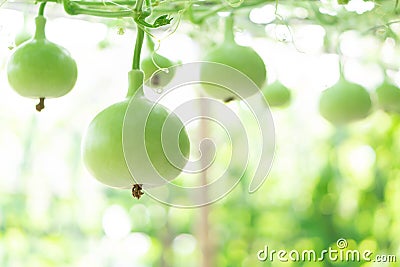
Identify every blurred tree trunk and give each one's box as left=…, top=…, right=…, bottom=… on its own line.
left=161, top=218, right=172, bottom=267
left=197, top=95, right=214, bottom=267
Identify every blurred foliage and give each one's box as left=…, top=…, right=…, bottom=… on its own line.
left=0, top=0, right=400, bottom=267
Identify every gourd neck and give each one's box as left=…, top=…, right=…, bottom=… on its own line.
left=126, top=69, right=144, bottom=98
left=34, top=16, right=46, bottom=40
left=146, top=34, right=155, bottom=52
left=338, top=75, right=347, bottom=84
left=224, top=14, right=235, bottom=44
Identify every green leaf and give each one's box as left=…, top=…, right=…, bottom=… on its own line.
left=153, top=15, right=173, bottom=27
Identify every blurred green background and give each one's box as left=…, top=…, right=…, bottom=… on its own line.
left=1, top=1, right=400, bottom=266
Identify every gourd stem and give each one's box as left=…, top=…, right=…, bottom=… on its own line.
left=145, top=0, right=152, bottom=13
left=132, top=0, right=145, bottom=70
left=224, top=13, right=235, bottom=44
left=134, top=0, right=144, bottom=15
left=126, top=70, right=144, bottom=97
left=132, top=28, right=145, bottom=69
left=38, top=1, right=47, bottom=16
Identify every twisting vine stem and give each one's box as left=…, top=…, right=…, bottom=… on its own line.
left=224, top=13, right=235, bottom=43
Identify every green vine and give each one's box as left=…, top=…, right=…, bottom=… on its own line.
left=132, top=0, right=145, bottom=70
left=38, top=1, right=47, bottom=16
left=146, top=34, right=155, bottom=51
left=30, top=0, right=273, bottom=21
left=132, top=28, right=144, bottom=69
left=63, top=0, right=135, bottom=17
